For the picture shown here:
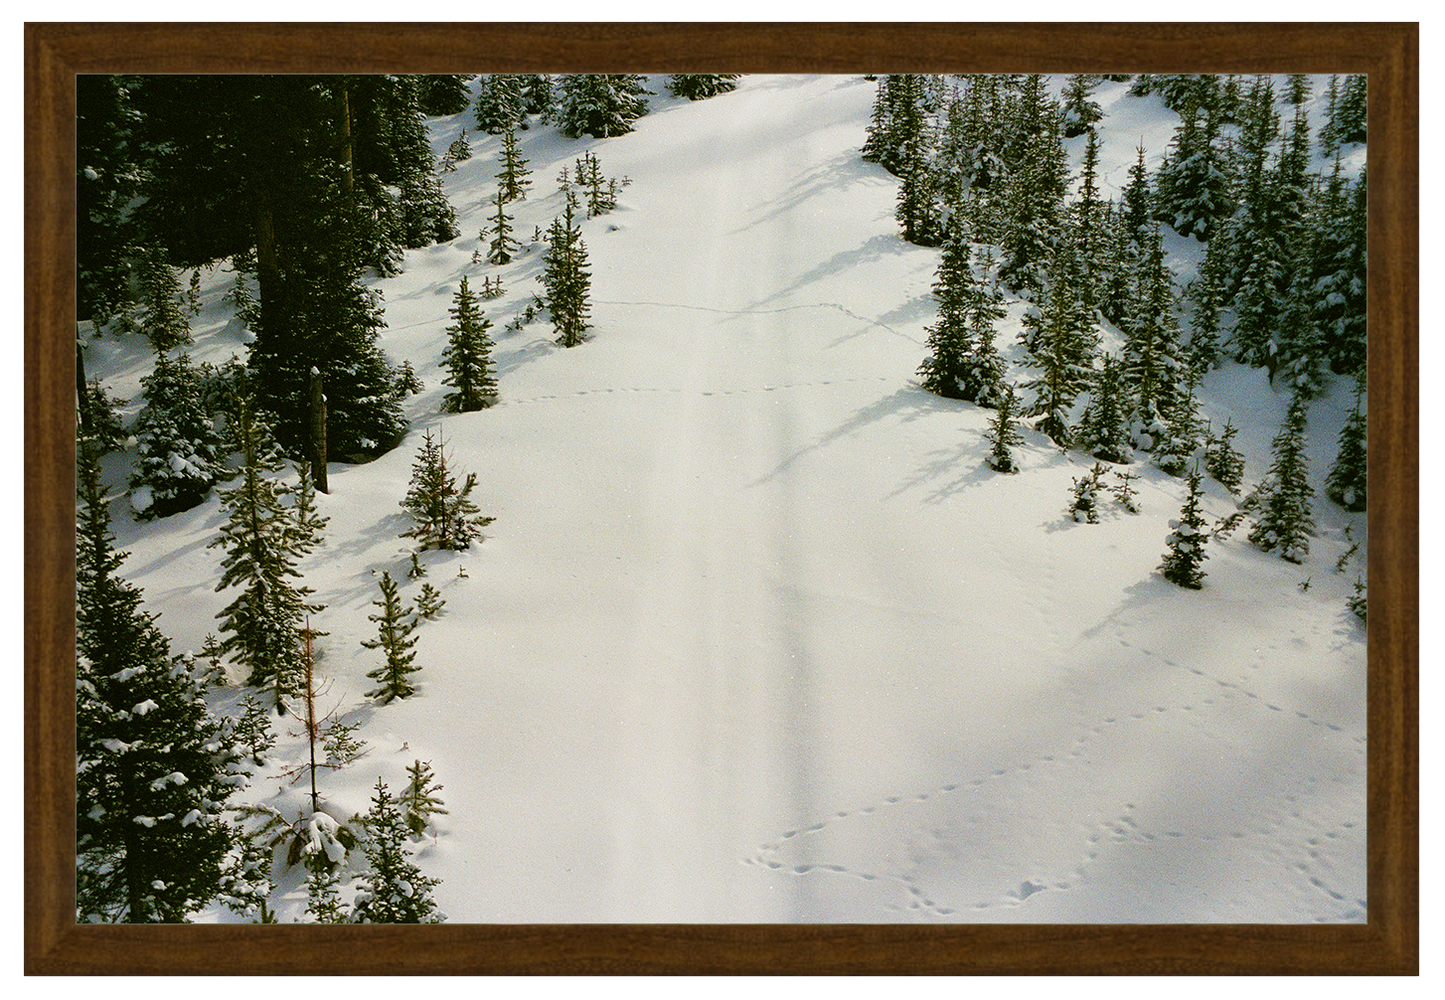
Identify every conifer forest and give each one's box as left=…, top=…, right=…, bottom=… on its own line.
left=76, top=72, right=1367, bottom=923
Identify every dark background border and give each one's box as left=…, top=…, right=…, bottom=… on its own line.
left=25, top=22, right=1418, bottom=975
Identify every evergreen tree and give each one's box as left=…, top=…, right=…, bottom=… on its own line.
left=232, top=691, right=276, bottom=769
left=1123, top=226, right=1185, bottom=437
left=387, top=79, right=461, bottom=250
left=217, top=830, right=278, bottom=923
left=362, top=571, right=421, bottom=704
left=1285, top=73, right=1311, bottom=105
left=667, top=74, right=740, bottom=100
left=1235, top=75, right=1281, bottom=207
left=76, top=74, right=143, bottom=326
left=519, top=75, right=554, bottom=117
left=1319, top=74, right=1342, bottom=158
left=438, top=128, right=471, bottom=172
left=917, top=227, right=1004, bottom=404
left=482, top=190, right=521, bottom=266
left=1308, top=161, right=1367, bottom=377
left=304, top=860, right=350, bottom=924
left=135, top=244, right=194, bottom=351
left=78, top=376, right=128, bottom=455
left=1153, top=101, right=1234, bottom=241
left=496, top=125, right=532, bottom=204
left=1336, top=74, right=1367, bottom=145
left=291, top=458, right=330, bottom=554
left=1186, top=223, right=1229, bottom=369
left=398, top=759, right=448, bottom=836
left=1159, top=465, right=1210, bottom=588
left=557, top=74, right=649, bottom=139
left=1248, top=392, right=1316, bottom=563
left=417, top=74, right=473, bottom=117
left=1073, top=128, right=1106, bottom=313
left=861, top=74, right=928, bottom=177
left=415, top=582, right=446, bottom=621
left=1111, top=468, right=1141, bottom=513
left=474, top=74, right=526, bottom=134
left=984, top=384, right=1024, bottom=474
left=1068, top=463, right=1107, bottom=523
left=129, top=352, right=223, bottom=519
left=1074, top=353, right=1133, bottom=464
left=1120, top=143, right=1154, bottom=246
left=1326, top=383, right=1367, bottom=511
left=1022, top=241, right=1098, bottom=446
left=351, top=778, right=444, bottom=923
left=1153, top=375, right=1205, bottom=477
left=400, top=428, right=495, bottom=550
left=134, top=75, right=429, bottom=460
left=1347, top=575, right=1367, bottom=625
left=540, top=192, right=593, bottom=348
left=997, top=76, right=1066, bottom=297
left=209, top=392, right=322, bottom=712
left=1060, top=74, right=1103, bottom=138
left=440, top=276, right=498, bottom=413
left=76, top=442, right=239, bottom=922
left=1204, top=417, right=1246, bottom=494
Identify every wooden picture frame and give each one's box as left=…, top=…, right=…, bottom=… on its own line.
left=25, top=22, right=1417, bottom=974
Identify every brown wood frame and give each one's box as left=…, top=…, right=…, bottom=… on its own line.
left=25, top=23, right=1417, bottom=975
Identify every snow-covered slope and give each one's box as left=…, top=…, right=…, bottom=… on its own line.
left=92, top=74, right=1366, bottom=923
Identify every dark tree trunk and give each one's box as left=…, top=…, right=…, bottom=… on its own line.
left=310, top=367, right=328, bottom=494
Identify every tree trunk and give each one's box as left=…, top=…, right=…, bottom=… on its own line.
left=310, top=367, right=328, bottom=494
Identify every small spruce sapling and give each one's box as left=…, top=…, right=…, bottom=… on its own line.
left=1204, top=418, right=1246, bottom=494
left=399, top=759, right=449, bottom=836
left=1069, top=463, right=1107, bottom=523
left=415, top=582, right=446, bottom=621
left=1159, top=465, right=1210, bottom=589
left=1111, top=469, right=1140, bottom=513
left=984, top=385, right=1024, bottom=473
left=1347, top=575, right=1367, bottom=624
left=362, top=572, right=422, bottom=704
left=352, top=778, right=445, bottom=924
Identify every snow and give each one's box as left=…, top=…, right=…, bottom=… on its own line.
left=91, top=74, right=1366, bottom=924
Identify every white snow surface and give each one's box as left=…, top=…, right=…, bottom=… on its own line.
left=93, top=74, right=1366, bottom=924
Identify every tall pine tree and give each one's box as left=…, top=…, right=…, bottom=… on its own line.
left=77, top=441, right=240, bottom=922
left=209, top=391, right=323, bottom=712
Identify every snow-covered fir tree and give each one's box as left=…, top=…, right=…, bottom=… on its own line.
left=667, top=74, right=740, bottom=101
left=483, top=190, right=520, bottom=266
left=415, top=581, right=446, bottom=620
left=1326, top=383, right=1367, bottom=512
left=351, top=778, right=444, bottom=923
left=1159, top=465, right=1210, bottom=589
left=135, top=244, right=193, bottom=351
left=77, top=442, right=241, bottom=922
left=474, top=74, right=526, bottom=135
left=1248, top=391, right=1316, bottom=563
left=984, top=385, right=1024, bottom=474
left=400, top=427, right=495, bottom=550
left=1060, top=74, right=1103, bottom=138
left=1022, top=239, right=1098, bottom=446
left=1204, top=417, right=1247, bottom=494
left=1074, top=353, right=1133, bottom=465
left=1068, top=463, right=1106, bottom=523
left=129, top=351, right=223, bottom=519
left=557, top=74, right=649, bottom=139
left=917, top=224, right=1005, bottom=404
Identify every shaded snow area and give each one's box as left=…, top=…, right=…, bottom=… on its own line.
left=93, top=75, right=1365, bottom=923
